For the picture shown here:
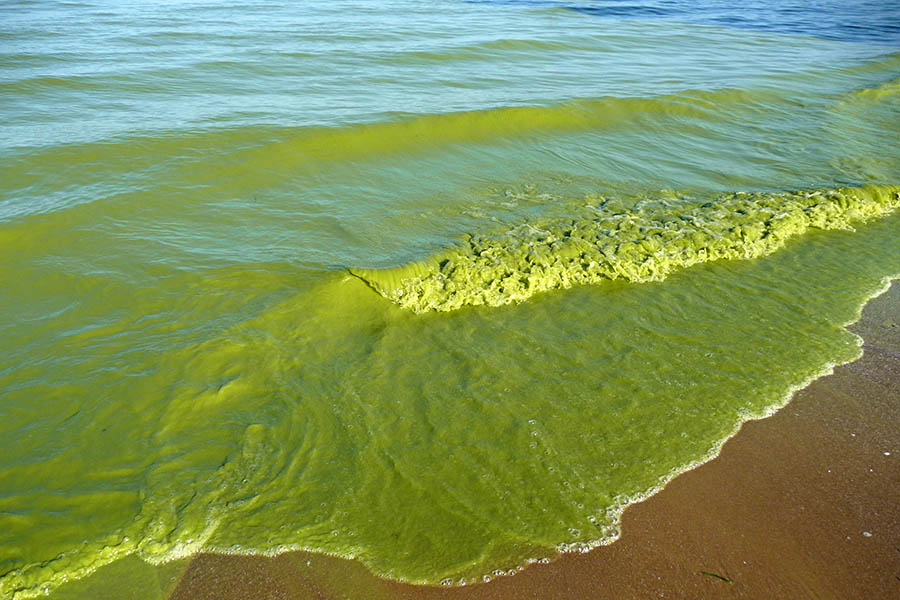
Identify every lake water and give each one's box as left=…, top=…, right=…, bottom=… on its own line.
left=2, top=1, right=899, bottom=597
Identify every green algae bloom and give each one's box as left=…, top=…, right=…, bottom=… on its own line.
left=354, top=185, right=900, bottom=312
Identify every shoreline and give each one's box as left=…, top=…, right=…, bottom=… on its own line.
left=162, top=281, right=900, bottom=599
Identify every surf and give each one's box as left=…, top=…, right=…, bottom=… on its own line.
left=352, top=185, right=900, bottom=312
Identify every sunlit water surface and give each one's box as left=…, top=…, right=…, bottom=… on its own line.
left=1, top=1, right=899, bottom=597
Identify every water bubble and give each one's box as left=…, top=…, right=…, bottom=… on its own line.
left=440, top=578, right=453, bottom=586
left=862, top=531, right=872, bottom=537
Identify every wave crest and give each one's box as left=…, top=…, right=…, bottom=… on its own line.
left=352, top=185, right=900, bottom=313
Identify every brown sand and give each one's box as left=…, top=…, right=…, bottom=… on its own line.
left=169, top=283, right=900, bottom=600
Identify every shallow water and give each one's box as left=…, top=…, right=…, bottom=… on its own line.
left=2, top=1, right=899, bottom=597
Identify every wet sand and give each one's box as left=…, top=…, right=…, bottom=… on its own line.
left=168, top=282, right=900, bottom=600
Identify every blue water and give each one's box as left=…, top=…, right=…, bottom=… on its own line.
left=470, top=0, right=900, bottom=42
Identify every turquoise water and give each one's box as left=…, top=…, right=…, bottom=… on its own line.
left=2, top=1, right=899, bottom=597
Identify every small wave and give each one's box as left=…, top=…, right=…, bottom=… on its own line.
left=842, top=74, right=900, bottom=102
left=0, top=86, right=766, bottom=216
left=372, top=36, right=594, bottom=65
left=352, top=185, right=900, bottom=313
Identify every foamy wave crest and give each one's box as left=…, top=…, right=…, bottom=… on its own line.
left=352, top=185, right=900, bottom=312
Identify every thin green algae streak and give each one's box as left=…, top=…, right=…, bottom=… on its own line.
left=352, top=185, right=900, bottom=312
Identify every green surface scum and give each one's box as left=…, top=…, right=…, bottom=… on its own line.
left=353, top=185, right=900, bottom=312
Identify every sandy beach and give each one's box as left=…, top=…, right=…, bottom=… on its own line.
left=162, top=282, right=900, bottom=600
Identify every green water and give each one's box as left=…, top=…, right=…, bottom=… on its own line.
left=2, top=1, right=900, bottom=598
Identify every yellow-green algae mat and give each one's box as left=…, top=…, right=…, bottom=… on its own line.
left=351, top=185, right=900, bottom=312
left=3, top=184, right=897, bottom=599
